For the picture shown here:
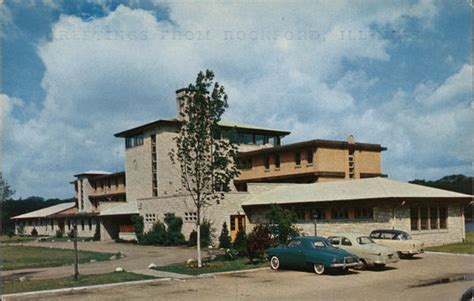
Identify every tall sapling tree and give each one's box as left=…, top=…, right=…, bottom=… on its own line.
left=169, top=70, right=240, bottom=267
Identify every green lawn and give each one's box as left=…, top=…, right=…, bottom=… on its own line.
left=2, top=272, right=156, bottom=295
left=0, top=245, right=116, bottom=270
left=0, top=235, right=37, bottom=243
left=156, top=256, right=268, bottom=275
left=425, top=232, right=474, bottom=254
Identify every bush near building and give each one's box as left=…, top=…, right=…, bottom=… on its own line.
left=188, top=220, right=212, bottom=247
left=267, top=204, right=300, bottom=245
left=246, top=225, right=272, bottom=263
left=233, top=230, right=247, bottom=256
left=218, top=222, right=232, bottom=249
left=132, top=213, right=186, bottom=246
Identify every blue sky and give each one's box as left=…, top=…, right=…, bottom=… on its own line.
left=1, top=0, right=472, bottom=198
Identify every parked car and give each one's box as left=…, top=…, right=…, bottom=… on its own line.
left=369, top=229, right=424, bottom=258
left=266, top=236, right=359, bottom=275
left=328, top=233, right=399, bottom=269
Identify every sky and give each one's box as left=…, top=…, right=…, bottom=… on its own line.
left=1, top=0, right=472, bottom=199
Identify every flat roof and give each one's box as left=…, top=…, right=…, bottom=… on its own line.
left=114, top=118, right=291, bottom=138
left=99, top=202, right=139, bottom=216
left=11, top=202, right=76, bottom=219
left=74, top=170, right=111, bottom=177
left=243, top=177, right=473, bottom=206
left=239, top=139, right=386, bottom=156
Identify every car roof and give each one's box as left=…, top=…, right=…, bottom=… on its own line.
left=294, top=236, right=328, bottom=241
left=370, top=229, right=408, bottom=235
left=328, top=233, right=370, bottom=240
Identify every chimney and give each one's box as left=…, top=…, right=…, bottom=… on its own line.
left=347, top=134, right=355, bottom=145
left=175, top=88, right=191, bottom=121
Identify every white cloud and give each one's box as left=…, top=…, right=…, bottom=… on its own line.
left=5, top=1, right=468, bottom=198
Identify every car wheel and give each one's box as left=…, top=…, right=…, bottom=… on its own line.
left=313, top=263, right=325, bottom=275
left=357, top=259, right=368, bottom=270
left=270, top=256, right=280, bottom=270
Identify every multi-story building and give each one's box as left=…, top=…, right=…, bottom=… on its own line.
left=13, top=89, right=472, bottom=246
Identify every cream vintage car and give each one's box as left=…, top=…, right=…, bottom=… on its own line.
left=369, top=229, right=424, bottom=259
left=328, top=233, right=399, bottom=269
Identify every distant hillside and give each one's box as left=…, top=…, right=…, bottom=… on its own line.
left=409, top=174, right=473, bottom=195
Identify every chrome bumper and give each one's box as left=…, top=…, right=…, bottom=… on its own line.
left=330, top=262, right=359, bottom=268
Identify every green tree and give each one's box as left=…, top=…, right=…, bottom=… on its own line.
left=218, top=222, right=232, bottom=249
left=233, top=229, right=247, bottom=256
left=246, top=225, right=272, bottom=262
left=169, top=70, right=240, bottom=267
left=266, top=205, right=300, bottom=245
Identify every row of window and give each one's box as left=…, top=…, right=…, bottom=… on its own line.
left=125, top=135, right=144, bottom=149
left=292, top=207, right=374, bottom=221
left=92, top=177, right=125, bottom=191
left=410, top=207, right=447, bottom=231
left=239, top=149, right=314, bottom=170
left=22, top=218, right=94, bottom=231
left=226, top=132, right=281, bottom=146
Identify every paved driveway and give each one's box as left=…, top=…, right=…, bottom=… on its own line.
left=11, top=253, right=473, bottom=301
left=1, top=240, right=202, bottom=281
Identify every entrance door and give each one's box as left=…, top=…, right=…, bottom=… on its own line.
left=230, top=215, right=246, bottom=241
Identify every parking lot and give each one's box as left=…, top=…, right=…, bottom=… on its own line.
left=9, top=252, right=473, bottom=301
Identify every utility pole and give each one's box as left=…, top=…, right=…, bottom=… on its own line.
left=73, top=219, right=79, bottom=280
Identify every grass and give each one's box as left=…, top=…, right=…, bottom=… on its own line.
left=156, top=256, right=268, bottom=275
left=2, top=272, right=156, bottom=295
left=0, top=245, right=116, bottom=270
left=425, top=232, right=474, bottom=254
left=0, top=235, right=37, bottom=243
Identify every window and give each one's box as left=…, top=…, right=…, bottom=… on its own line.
left=356, top=236, right=374, bottom=245
left=332, top=208, right=349, bottom=219
left=255, top=134, right=265, bottom=145
left=288, top=240, right=302, bottom=248
left=274, top=154, right=280, bottom=169
left=241, top=133, right=254, bottom=144
left=238, top=158, right=252, bottom=170
left=51, top=220, right=54, bottom=230
left=263, top=155, right=270, bottom=170
left=306, top=150, right=313, bottom=164
left=145, top=214, right=157, bottom=223
left=411, top=207, right=447, bottom=231
left=89, top=218, right=93, bottom=231
left=294, top=152, right=301, bottom=166
left=354, top=207, right=373, bottom=219
left=341, top=237, right=352, bottom=246
left=328, top=237, right=340, bottom=245
left=184, top=212, right=198, bottom=222
left=420, top=207, right=429, bottom=230
left=311, top=208, right=325, bottom=220
left=294, top=208, right=306, bottom=221
left=410, top=207, right=419, bottom=230
left=268, top=136, right=277, bottom=146
left=125, top=135, right=144, bottom=149
left=81, top=219, right=85, bottom=231
left=439, top=207, right=447, bottom=229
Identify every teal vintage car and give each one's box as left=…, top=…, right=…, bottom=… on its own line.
left=266, top=236, right=360, bottom=275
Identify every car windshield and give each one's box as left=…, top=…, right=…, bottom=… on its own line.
left=395, top=233, right=412, bottom=240
left=312, top=239, right=334, bottom=248
left=357, top=236, right=375, bottom=245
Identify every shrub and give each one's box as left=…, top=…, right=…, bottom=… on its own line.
left=141, top=221, right=167, bottom=245
left=266, top=205, right=300, bottom=245
left=31, top=228, right=38, bottom=236
left=187, top=220, right=213, bottom=247
left=68, top=230, right=75, bottom=239
left=233, top=230, right=247, bottom=256
left=224, top=248, right=238, bottom=261
left=246, top=225, right=272, bottom=262
left=56, top=229, right=64, bottom=238
left=7, top=230, right=15, bottom=238
left=218, top=222, right=232, bottom=249
left=164, top=213, right=185, bottom=245
left=16, top=225, right=25, bottom=236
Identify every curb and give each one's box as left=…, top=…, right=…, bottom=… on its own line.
left=1, top=277, right=172, bottom=300
left=424, top=251, right=474, bottom=257
left=197, top=267, right=270, bottom=277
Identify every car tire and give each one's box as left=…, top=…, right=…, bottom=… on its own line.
left=357, top=260, right=368, bottom=270
left=313, top=263, right=325, bottom=275
left=270, top=256, right=280, bottom=270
